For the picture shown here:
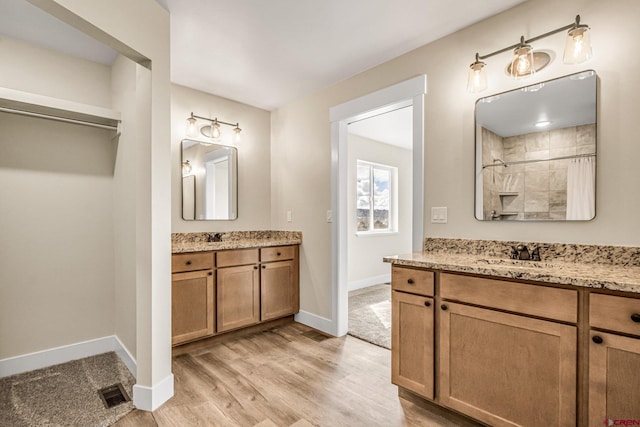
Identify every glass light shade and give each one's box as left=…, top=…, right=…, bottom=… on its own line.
left=211, top=123, right=221, bottom=139
left=563, top=26, right=592, bottom=64
left=467, top=60, right=488, bottom=93
left=182, top=160, right=192, bottom=176
left=510, top=44, right=535, bottom=79
left=233, top=126, right=241, bottom=143
left=186, top=117, right=197, bottom=137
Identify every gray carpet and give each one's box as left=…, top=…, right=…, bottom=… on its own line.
left=348, top=283, right=391, bottom=349
left=0, top=352, right=135, bottom=427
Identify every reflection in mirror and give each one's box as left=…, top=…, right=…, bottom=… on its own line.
left=475, top=70, right=597, bottom=221
left=181, top=139, right=238, bottom=220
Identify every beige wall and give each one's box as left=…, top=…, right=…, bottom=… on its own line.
left=347, top=134, right=412, bottom=289
left=0, top=37, right=115, bottom=359
left=271, top=0, right=640, bottom=319
left=171, top=84, right=271, bottom=232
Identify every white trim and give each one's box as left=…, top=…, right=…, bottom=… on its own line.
left=330, top=75, right=427, bottom=337
left=133, top=373, right=174, bottom=411
left=0, top=335, right=136, bottom=378
left=348, top=274, right=391, bottom=292
left=294, top=310, right=335, bottom=336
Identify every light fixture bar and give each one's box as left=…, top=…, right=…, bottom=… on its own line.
left=476, top=15, right=582, bottom=61
left=190, top=112, right=238, bottom=129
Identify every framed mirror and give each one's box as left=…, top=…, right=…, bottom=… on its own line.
left=475, top=70, right=597, bottom=221
left=181, top=139, right=238, bottom=220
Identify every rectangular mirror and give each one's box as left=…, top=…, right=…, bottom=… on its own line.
left=181, top=139, right=238, bottom=220
left=475, top=70, right=597, bottom=221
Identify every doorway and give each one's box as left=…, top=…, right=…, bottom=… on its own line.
left=329, top=75, right=426, bottom=337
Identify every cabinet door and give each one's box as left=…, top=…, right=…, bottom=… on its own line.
left=217, top=264, right=260, bottom=332
left=391, top=291, right=434, bottom=399
left=589, top=331, right=640, bottom=426
left=172, top=270, right=215, bottom=345
left=261, top=260, right=299, bottom=321
left=439, top=302, right=576, bottom=427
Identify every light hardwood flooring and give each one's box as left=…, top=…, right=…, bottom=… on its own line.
left=116, top=323, right=466, bottom=427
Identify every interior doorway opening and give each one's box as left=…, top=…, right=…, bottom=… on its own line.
left=329, top=75, right=426, bottom=337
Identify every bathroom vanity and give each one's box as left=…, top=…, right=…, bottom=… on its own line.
left=171, top=231, right=301, bottom=346
left=386, top=238, right=640, bottom=427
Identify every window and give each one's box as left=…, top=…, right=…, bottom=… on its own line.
left=356, top=160, right=397, bottom=233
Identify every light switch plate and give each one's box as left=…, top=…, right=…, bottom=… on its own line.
left=326, top=210, right=332, bottom=223
left=431, top=207, right=448, bottom=223
left=287, top=210, right=292, bottom=222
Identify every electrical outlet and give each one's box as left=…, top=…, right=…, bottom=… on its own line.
left=286, top=210, right=292, bottom=222
left=431, top=207, right=448, bottom=223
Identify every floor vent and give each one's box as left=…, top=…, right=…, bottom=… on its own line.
left=98, top=383, right=130, bottom=409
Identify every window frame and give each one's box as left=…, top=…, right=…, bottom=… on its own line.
left=355, top=159, right=397, bottom=236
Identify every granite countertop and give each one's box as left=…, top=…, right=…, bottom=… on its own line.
left=384, top=252, right=640, bottom=294
left=171, top=231, right=301, bottom=254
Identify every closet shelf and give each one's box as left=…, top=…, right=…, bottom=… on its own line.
left=0, top=87, right=121, bottom=132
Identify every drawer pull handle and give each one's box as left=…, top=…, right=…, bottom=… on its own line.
left=407, top=279, right=414, bottom=284
left=631, top=314, right=640, bottom=323
left=592, top=335, right=603, bottom=345
left=424, top=301, right=431, bottom=307
left=441, top=304, right=448, bottom=311
left=186, top=260, right=192, bottom=265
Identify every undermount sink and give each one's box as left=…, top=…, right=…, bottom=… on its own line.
left=476, top=258, right=561, bottom=269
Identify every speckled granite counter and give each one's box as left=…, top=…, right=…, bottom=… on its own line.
left=384, top=238, right=640, bottom=294
left=172, top=231, right=302, bottom=253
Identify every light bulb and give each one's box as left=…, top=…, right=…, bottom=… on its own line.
left=182, top=160, right=192, bottom=176
left=211, top=122, right=221, bottom=139
left=233, top=124, right=241, bottom=143
left=564, top=26, right=592, bottom=64
left=510, top=42, right=534, bottom=79
left=466, top=55, right=487, bottom=93
left=186, top=116, right=197, bottom=137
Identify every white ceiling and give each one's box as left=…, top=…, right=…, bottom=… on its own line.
left=348, top=106, right=413, bottom=149
left=1, top=0, right=527, bottom=111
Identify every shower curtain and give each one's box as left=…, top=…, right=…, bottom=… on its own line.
left=566, top=157, right=595, bottom=220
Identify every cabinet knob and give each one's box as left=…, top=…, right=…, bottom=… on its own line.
left=407, top=279, right=414, bottom=285
left=186, top=260, right=192, bottom=265
left=254, top=266, right=258, bottom=270
left=262, top=265, right=266, bottom=269
left=277, top=252, right=281, bottom=256
left=631, top=313, right=640, bottom=323
left=441, top=304, right=448, bottom=311
left=592, top=335, right=603, bottom=345
left=207, top=271, right=213, bottom=276
left=424, top=301, right=431, bottom=307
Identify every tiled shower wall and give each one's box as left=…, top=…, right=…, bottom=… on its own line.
left=482, top=124, right=596, bottom=220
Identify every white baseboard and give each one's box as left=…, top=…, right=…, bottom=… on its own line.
left=348, top=273, right=391, bottom=292
left=133, top=373, right=174, bottom=411
left=295, top=310, right=336, bottom=336
left=0, top=335, right=136, bottom=378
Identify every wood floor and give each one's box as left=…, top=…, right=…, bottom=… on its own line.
left=116, top=323, right=463, bottom=427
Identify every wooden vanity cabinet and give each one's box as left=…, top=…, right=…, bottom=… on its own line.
left=589, top=294, right=640, bottom=425
left=391, top=266, right=435, bottom=400
left=216, top=248, right=260, bottom=332
left=171, top=252, right=215, bottom=346
left=438, top=273, right=578, bottom=427
left=260, top=246, right=299, bottom=321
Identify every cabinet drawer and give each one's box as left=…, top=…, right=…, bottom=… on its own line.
left=590, top=293, right=640, bottom=336
left=440, top=273, right=577, bottom=323
left=261, top=245, right=295, bottom=262
left=172, top=251, right=214, bottom=273
left=392, top=266, right=434, bottom=297
left=217, top=248, right=259, bottom=267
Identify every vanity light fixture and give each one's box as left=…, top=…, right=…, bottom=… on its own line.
left=182, top=160, right=192, bottom=176
left=467, top=15, right=592, bottom=93
left=185, top=112, right=242, bottom=143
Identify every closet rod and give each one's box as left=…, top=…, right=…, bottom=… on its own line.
left=482, top=152, right=595, bottom=169
left=0, top=106, right=119, bottom=131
